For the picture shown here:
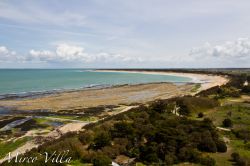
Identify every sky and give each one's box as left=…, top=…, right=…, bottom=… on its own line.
left=0, top=0, right=250, bottom=68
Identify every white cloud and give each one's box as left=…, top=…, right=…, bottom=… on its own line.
left=28, top=44, right=142, bottom=63
left=1, top=44, right=141, bottom=65
left=29, top=50, right=55, bottom=61
left=55, top=44, right=88, bottom=61
left=95, top=52, right=142, bottom=63
left=189, top=38, right=250, bottom=58
left=0, top=46, right=9, bottom=54
left=28, top=44, right=92, bottom=63
left=0, top=46, right=18, bottom=62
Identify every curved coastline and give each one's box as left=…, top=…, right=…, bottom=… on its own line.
left=94, top=69, right=229, bottom=92
left=0, top=70, right=194, bottom=100
left=0, top=70, right=228, bottom=112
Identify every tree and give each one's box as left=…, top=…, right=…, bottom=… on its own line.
left=91, top=132, right=111, bottom=150
left=242, top=85, right=250, bottom=93
left=231, top=153, right=247, bottom=166
left=79, top=131, right=94, bottom=144
left=231, top=152, right=240, bottom=162
left=222, top=118, right=233, bottom=128
left=92, top=154, right=112, bottom=166
left=177, top=100, right=190, bottom=116
left=216, top=140, right=227, bottom=152
left=111, top=122, right=135, bottom=138
left=198, top=112, right=204, bottom=118
left=145, top=153, right=159, bottom=163
left=198, top=131, right=217, bottom=152
left=237, top=158, right=247, bottom=166
left=150, top=100, right=168, bottom=113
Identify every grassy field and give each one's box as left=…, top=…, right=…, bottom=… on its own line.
left=0, top=137, right=30, bottom=158
left=230, top=139, right=250, bottom=159
left=205, top=95, right=250, bottom=165
left=191, top=83, right=201, bottom=93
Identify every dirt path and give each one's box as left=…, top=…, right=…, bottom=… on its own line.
left=216, top=126, right=231, bottom=132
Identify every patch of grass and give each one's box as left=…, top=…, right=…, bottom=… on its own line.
left=207, top=152, right=232, bottom=166
left=69, top=160, right=92, bottom=166
left=230, top=139, right=250, bottom=159
left=0, top=137, right=30, bottom=158
left=76, top=116, right=98, bottom=121
left=51, top=115, right=78, bottom=120
left=177, top=96, right=219, bottom=117
left=34, top=117, right=50, bottom=123
left=206, top=102, right=250, bottom=129
left=191, top=83, right=201, bottom=93
left=205, top=96, right=250, bottom=163
left=135, top=162, right=146, bottom=166
left=48, top=115, right=98, bottom=122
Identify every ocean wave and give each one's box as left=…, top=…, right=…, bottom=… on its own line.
left=0, top=84, right=110, bottom=100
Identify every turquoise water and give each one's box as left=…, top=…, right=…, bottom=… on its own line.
left=0, top=69, right=192, bottom=95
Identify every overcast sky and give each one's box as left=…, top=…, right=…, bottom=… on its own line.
left=0, top=0, right=250, bottom=68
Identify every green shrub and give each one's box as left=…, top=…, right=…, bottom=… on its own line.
left=111, top=121, right=135, bottom=138
left=215, top=140, right=227, bottom=152
left=176, top=96, right=219, bottom=116
left=231, top=152, right=240, bottom=162
left=233, top=129, right=250, bottom=140
left=242, top=85, right=250, bottom=93
left=198, top=131, right=217, bottom=153
left=92, top=154, right=112, bottom=166
left=91, top=132, right=111, bottom=150
left=177, top=99, right=190, bottom=116
left=78, top=130, right=94, bottom=144
left=218, top=87, right=241, bottom=98
left=231, top=152, right=247, bottom=166
left=222, top=118, right=233, bottom=128
left=150, top=100, right=168, bottom=113
left=198, top=112, right=204, bottom=118
left=165, top=154, right=175, bottom=165
left=200, top=156, right=216, bottom=166
left=237, top=158, right=247, bottom=166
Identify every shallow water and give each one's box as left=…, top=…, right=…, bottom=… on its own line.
left=0, top=117, right=32, bottom=131
left=0, top=69, right=192, bottom=96
left=0, top=107, right=15, bottom=115
left=45, top=121, right=64, bottom=127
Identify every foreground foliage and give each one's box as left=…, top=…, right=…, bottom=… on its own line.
left=3, top=98, right=226, bottom=166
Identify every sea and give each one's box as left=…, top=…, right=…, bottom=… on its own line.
left=0, top=69, right=192, bottom=98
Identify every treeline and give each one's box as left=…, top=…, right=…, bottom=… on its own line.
left=198, top=73, right=250, bottom=98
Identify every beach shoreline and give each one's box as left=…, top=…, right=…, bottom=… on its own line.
left=0, top=70, right=229, bottom=112
left=0, top=82, right=195, bottom=112
left=94, top=69, right=229, bottom=92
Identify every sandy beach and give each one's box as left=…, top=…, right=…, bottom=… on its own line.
left=95, top=70, right=229, bottom=91
left=0, top=70, right=228, bottom=112
left=0, top=83, right=194, bottom=112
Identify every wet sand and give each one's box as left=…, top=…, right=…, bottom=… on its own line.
left=0, top=71, right=228, bottom=112
left=0, top=83, right=194, bottom=112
